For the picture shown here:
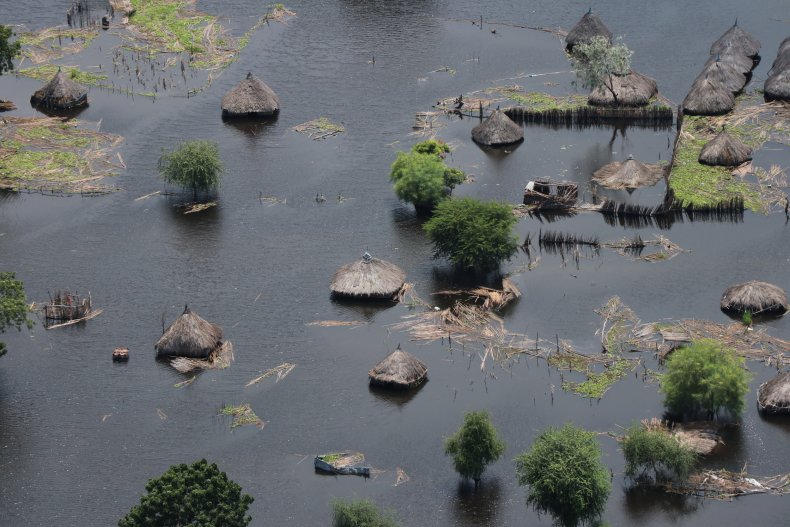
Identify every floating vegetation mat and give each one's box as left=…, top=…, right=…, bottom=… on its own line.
left=665, top=468, right=790, bottom=500
left=0, top=116, right=123, bottom=193
left=18, top=27, right=98, bottom=64
left=292, top=117, right=345, bottom=140
left=433, top=278, right=521, bottom=310
left=602, top=234, right=687, bottom=262
left=246, top=362, right=296, bottom=387
left=170, top=341, right=234, bottom=373
left=220, top=403, right=263, bottom=429
left=17, top=64, right=109, bottom=87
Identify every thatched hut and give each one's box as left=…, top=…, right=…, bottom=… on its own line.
left=592, top=155, right=665, bottom=189
left=30, top=69, right=88, bottom=109
left=682, top=77, right=735, bottom=116
left=330, top=252, right=406, bottom=300
left=221, top=72, right=280, bottom=118
left=695, top=60, right=748, bottom=93
left=471, top=109, right=523, bottom=146
left=720, top=281, right=788, bottom=315
left=588, top=70, right=658, bottom=107
left=368, top=346, right=428, bottom=389
left=710, top=22, right=761, bottom=59
left=764, top=69, right=790, bottom=102
left=155, top=305, right=223, bottom=358
left=757, top=371, right=790, bottom=414
left=698, top=130, right=752, bottom=166
left=770, top=48, right=790, bottom=74
left=565, top=10, right=612, bottom=52
left=705, top=52, right=755, bottom=75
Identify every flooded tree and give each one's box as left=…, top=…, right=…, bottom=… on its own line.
left=331, top=498, right=401, bottom=527
left=159, top=140, right=224, bottom=200
left=0, top=25, right=21, bottom=75
left=444, top=410, right=506, bottom=487
left=622, top=424, right=697, bottom=483
left=570, top=35, right=632, bottom=106
left=0, top=272, right=33, bottom=358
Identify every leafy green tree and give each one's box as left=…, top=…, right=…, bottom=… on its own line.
left=119, top=459, right=253, bottom=527
left=423, top=198, right=518, bottom=271
left=389, top=151, right=448, bottom=212
left=331, top=498, right=401, bottom=527
left=0, top=272, right=34, bottom=358
left=622, top=424, right=697, bottom=483
left=0, top=25, right=21, bottom=75
left=660, top=339, right=750, bottom=420
left=411, top=139, right=450, bottom=157
left=159, top=140, right=224, bottom=200
left=444, top=411, right=505, bottom=487
left=569, top=35, right=632, bottom=106
left=515, top=423, right=611, bottom=527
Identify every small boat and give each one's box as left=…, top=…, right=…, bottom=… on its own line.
left=314, top=452, right=370, bottom=477
left=523, top=180, right=578, bottom=209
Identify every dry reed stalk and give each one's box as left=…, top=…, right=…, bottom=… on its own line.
left=45, top=308, right=103, bottom=330
left=306, top=320, right=366, bottom=328
left=183, top=202, right=217, bottom=214
left=394, top=467, right=410, bottom=486
left=169, top=341, right=234, bottom=373
left=665, top=468, right=790, bottom=499
left=245, top=362, right=296, bottom=387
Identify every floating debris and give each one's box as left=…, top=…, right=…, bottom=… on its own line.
left=641, top=418, right=725, bottom=456
left=112, top=347, right=129, bottom=362
left=246, top=363, right=296, bottom=387
left=306, top=320, right=366, bottom=328
left=433, top=278, right=521, bottom=310
left=292, top=117, right=345, bottom=140
left=665, top=468, right=790, bottom=500
left=220, top=403, right=263, bottom=429
left=394, top=467, right=410, bottom=486
left=314, top=452, right=370, bottom=477
left=173, top=376, right=196, bottom=388
left=182, top=201, right=217, bottom=214
left=169, top=341, right=234, bottom=374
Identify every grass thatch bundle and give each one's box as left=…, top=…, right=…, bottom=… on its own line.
left=720, top=280, right=788, bottom=315
left=565, top=10, right=612, bottom=52
left=330, top=252, right=406, bottom=299
left=710, top=22, right=761, bottom=59
left=155, top=305, right=224, bottom=358
left=588, top=70, right=658, bottom=107
left=758, top=371, right=790, bottom=414
left=695, top=60, right=747, bottom=93
left=368, top=346, right=428, bottom=389
left=698, top=130, right=752, bottom=166
left=221, top=72, right=280, bottom=118
left=705, top=52, right=755, bottom=75
left=764, top=69, right=790, bottom=102
left=641, top=418, right=723, bottom=455
left=592, top=156, right=665, bottom=189
left=682, top=77, right=735, bottom=115
left=30, top=69, right=88, bottom=109
left=471, top=109, right=523, bottom=146
left=769, top=51, right=790, bottom=76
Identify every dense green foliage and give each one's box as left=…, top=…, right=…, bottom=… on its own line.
left=444, top=411, right=505, bottom=485
left=118, top=459, right=253, bottom=527
left=0, top=272, right=33, bottom=358
left=622, top=424, right=697, bottom=482
left=0, top=25, right=21, bottom=75
left=159, top=140, right=224, bottom=199
left=660, top=339, right=751, bottom=419
left=331, top=498, right=401, bottom=527
left=411, top=139, right=450, bottom=157
left=389, top=152, right=448, bottom=209
left=570, top=35, right=632, bottom=105
left=515, top=424, right=611, bottom=527
left=423, top=198, right=518, bottom=270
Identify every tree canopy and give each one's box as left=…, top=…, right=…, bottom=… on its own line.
left=390, top=151, right=448, bottom=210
left=331, top=498, right=401, bottom=527
left=159, top=140, right=224, bottom=200
left=0, top=25, right=21, bottom=75
left=570, top=35, right=632, bottom=105
left=444, top=410, right=505, bottom=486
left=622, top=424, right=697, bottom=483
left=0, top=272, right=33, bottom=358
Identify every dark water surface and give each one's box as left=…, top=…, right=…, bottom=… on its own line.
left=1, top=1, right=789, bottom=525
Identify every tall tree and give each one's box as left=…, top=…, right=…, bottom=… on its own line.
left=444, top=410, right=506, bottom=487
left=0, top=272, right=33, bottom=358
left=0, top=25, right=21, bottom=75
left=159, top=140, right=224, bottom=200
left=570, top=35, right=632, bottom=106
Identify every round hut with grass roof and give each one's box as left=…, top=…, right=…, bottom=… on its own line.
left=30, top=68, right=88, bottom=109
left=471, top=108, right=523, bottom=147
left=592, top=155, right=665, bottom=189
left=765, top=69, right=790, bottom=102
left=758, top=371, right=790, bottom=415
left=682, top=76, right=735, bottom=115
left=699, top=130, right=752, bottom=166
left=710, top=21, right=761, bottom=59
left=369, top=345, right=428, bottom=389
left=704, top=52, right=755, bottom=75
left=588, top=70, right=658, bottom=107
left=155, top=305, right=224, bottom=358
left=696, top=59, right=748, bottom=93
left=565, top=9, right=612, bottom=53
left=221, top=72, right=280, bottom=118
left=720, top=281, right=788, bottom=316
left=330, top=252, right=406, bottom=300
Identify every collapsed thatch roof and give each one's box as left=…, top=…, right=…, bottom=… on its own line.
left=765, top=68, right=790, bottom=102
left=758, top=371, right=790, bottom=414
left=720, top=281, right=788, bottom=315
left=221, top=72, right=280, bottom=118
left=565, top=10, right=612, bottom=52
left=368, top=346, right=428, bottom=389
left=710, top=22, right=761, bottom=58
left=30, top=70, right=88, bottom=109
left=695, top=60, right=748, bottom=93
left=592, top=156, right=665, bottom=189
left=704, top=52, right=755, bottom=75
left=330, top=253, right=406, bottom=299
left=471, top=109, right=523, bottom=146
left=698, top=131, right=752, bottom=166
left=682, top=77, right=735, bottom=116
left=155, top=305, right=224, bottom=358
left=588, top=70, right=658, bottom=107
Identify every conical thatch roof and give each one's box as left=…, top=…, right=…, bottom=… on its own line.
left=30, top=70, right=88, bottom=109
left=764, top=69, right=790, bottom=102
left=682, top=77, right=735, bottom=115
left=705, top=52, right=755, bottom=75
left=769, top=51, right=790, bottom=76
left=155, top=305, right=223, bottom=358
left=368, top=346, right=428, bottom=389
left=221, top=72, right=280, bottom=118
left=710, top=22, right=761, bottom=58
left=758, top=371, right=790, bottom=414
left=565, top=10, right=612, bottom=52
left=588, top=70, right=658, bottom=107
left=471, top=109, right=523, bottom=146
left=698, top=131, right=752, bottom=166
left=695, top=60, right=748, bottom=93
left=330, top=253, right=406, bottom=299
left=720, top=281, right=788, bottom=315
left=592, top=156, right=665, bottom=189
left=779, top=36, right=790, bottom=56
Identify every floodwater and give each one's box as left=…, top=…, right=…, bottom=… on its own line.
left=1, top=1, right=789, bottom=525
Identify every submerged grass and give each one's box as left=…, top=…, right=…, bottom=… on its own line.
left=563, top=358, right=634, bottom=399
left=130, top=0, right=212, bottom=54
left=18, top=27, right=98, bottom=64
left=18, top=64, right=109, bottom=86
left=220, top=403, right=262, bottom=428
left=497, top=88, right=588, bottom=111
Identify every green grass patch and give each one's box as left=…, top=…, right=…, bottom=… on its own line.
left=220, top=403, right=262, bottom=428
left=499, top=89, right=588, bottom=112
left=0, top=149, right=87, bottom=183
left=17, top=125, right=91, bottom=148
left=17, top=64, right=108, bottom=86
left=563, top=358, right=635, bottom=399
left=130, top=0, right=211, bottom=54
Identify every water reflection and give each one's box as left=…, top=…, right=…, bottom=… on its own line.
left=368, top=380, right=426, bottom=408
left=623, top=485, right=699, bottom=522
left=330, top=297, right=398, bottom=321
left=221, top=115, right=279, bottom=140
left=451, top=478, right=503, bottom=526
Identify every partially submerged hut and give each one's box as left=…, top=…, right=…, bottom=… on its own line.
left=769, top=50, right=790, bottom=75
left=155, top=305, right=223, bottom=358
left=588, top=70, right=658, bottom=107
left=368, top=346, right=428, bottom=389
left=471, top=109, right=523, bottom=146
left=682, top=77, right=735, bottom=115
left=330, top=252, right=406, bottom=300
left=720, top=281, right=788, bottom=315
left=30, top=69, right=88, bottom=109
left=565, top=9, right=612, bottom=52
left=757, top=371, right=790, bottom=415
left=710, top=22, right=761, bottom=59
left=221, top=72, right=280, bottom=118
left=704, top=52, right=755, bottom=75
left=698, top=130, right=752, bottom=166
left=592, top=155, right=665, bottom=189
left=764, top=69, right=790, bottom=102
left=695, top=59, right=748, bottom=93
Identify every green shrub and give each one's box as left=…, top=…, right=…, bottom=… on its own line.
left=0, top=272, right=34, bottom=358
left=411, top=139, right=450, bottom=157
left=0, top=25, right=21, bottom=75
left=742, top=310, right=752, bottom=326
left=660, top=339, right=751, bottom=419
left=622, top=424, right=696, bottom=482
left=389, top=151, right=447, bottom=210
left=330, top=498, right=401, bottom=527
left=444, top=411, right=505, bottom=486
left=423, top=198, right=518, bottom=270
left=159, top=140, right=223, bottom=199
left=515, top=423, right=611, bottom=527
